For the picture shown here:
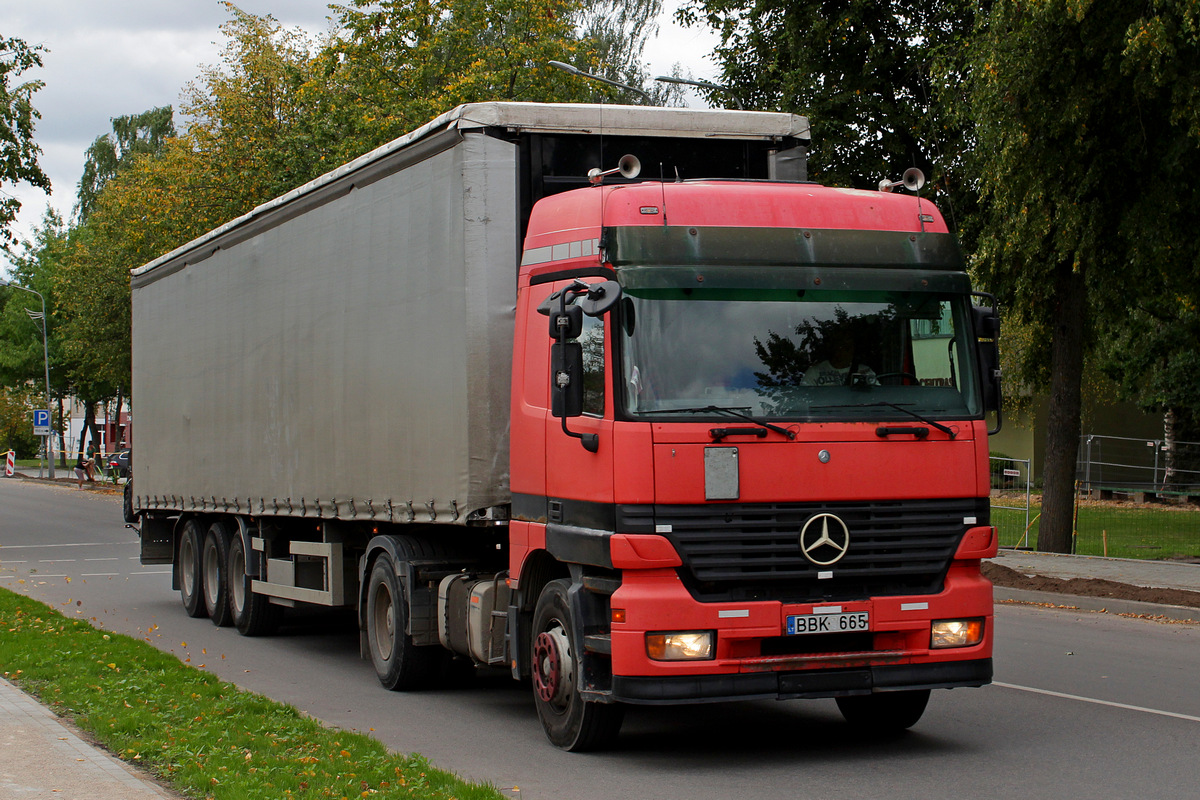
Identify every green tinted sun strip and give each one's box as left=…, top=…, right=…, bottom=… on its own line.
left=607, top=227, right=963, bottom=270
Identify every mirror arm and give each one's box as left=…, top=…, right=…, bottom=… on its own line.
left=562, top=416, right=600, bottom=452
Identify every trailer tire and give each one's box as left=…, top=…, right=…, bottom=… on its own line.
left=178, top=520, right=208, bottom=618
left=228, top=531, right=280, bottom=636
left=835, top=689, right=930, bottom=733
left=531, top=579, right=624, bottom=751
left=122, top=481, right=136, bottom=524
left=366, top=556, right=441, bottom=690
left=202, top=522, right=234, bottom=627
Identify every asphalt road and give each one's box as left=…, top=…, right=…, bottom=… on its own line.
left=3, top=477, right=1200, bottom=799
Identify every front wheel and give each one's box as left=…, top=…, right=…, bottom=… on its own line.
left=835, top=689, right=930, bottom=733
left=531, top=579, right=624, bottom=751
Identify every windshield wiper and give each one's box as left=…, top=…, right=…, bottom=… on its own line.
left=812, top=402, right=957, bottom=439
left=639, top=405, right=796, bottom=440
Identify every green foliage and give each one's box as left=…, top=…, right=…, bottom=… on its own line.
left=0, top=383, right=38, bottom=456
left=1099, top=302, right=1200, bottom=441
left=318, top=0, right=666, bottom=161
left=0, top=211, right=59, bottom=385
left=182, top=3, right=328, bottom=212
left=0, top=35, right=50, bottom=245
left=75, top=106, right=176, bottom=223
left=676, top=1, right=978, bottom=193
left=968, top=0, right=1200, bottom=368
left=966, top=0, right=1200, bottom=551
left=0, top=209, right=66, bottom=426
left=0, top=588, right=506, bottom=800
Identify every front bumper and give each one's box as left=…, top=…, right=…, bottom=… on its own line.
left=604, top=561, right=993, bottom=705
left=613, top=658, right=992, bottom=704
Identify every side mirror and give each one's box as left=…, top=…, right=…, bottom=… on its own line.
left=577, top=280, right=622, bottom=317
left=971, top=304, right=1000, bottom=340
left=551, top=342, right=584, bottom=418
left=972, top=303, right=1002, bottom=434
left=550, top=341, right=599, bottom=452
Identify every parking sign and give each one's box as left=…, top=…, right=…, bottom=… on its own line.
left=33, top=409, right=50, bottom=436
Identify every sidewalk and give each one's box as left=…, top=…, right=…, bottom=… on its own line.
left=989, top=548, right=1200, bottom=621
left=0, top=677, right=182, bottom=799
left=991, top=548, right=1200, bottom=593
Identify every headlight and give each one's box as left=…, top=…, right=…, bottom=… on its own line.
left=930, top=619, right=985, bottom=649
left=646, top=631, right=715, bottom=661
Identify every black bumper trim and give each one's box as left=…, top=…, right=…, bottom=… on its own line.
left=611, top=658, right=992, bottom=705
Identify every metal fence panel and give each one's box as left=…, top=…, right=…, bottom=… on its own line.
left=989, top=456, right=1033, bottom=549
left=1078, top=434, right=1200, bottom=497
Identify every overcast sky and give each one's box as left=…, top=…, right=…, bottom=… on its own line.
left=2, top=1, right=720, bottom=271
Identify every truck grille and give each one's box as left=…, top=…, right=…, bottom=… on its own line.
left=617, top=498, right=988, bottom=603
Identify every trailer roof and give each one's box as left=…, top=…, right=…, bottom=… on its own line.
left=133, top=103, right=810, bottom=279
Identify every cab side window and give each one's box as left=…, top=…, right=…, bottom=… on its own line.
left=579, top=314, right=605, bottom=416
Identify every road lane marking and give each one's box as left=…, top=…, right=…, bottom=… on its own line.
left=39, top=559, right=76, bottom=563
left=0, top=541, right=139, bottom=549
left=85, top=557, right=118, bottom=562
left=81, top=573, right=119, bottom=577
left=995, top=681, right=1200, bottom=723
left=129, top=570, right=172, bottom=576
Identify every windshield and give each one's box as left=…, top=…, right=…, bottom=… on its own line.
left=619, top=284, right=981, bottom=422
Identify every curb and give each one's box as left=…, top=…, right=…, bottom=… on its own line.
left=6, top=473, right=123, bottom=494
left=995, top=587, right=1200, bottom=623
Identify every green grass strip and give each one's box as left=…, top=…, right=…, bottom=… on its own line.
left=0, top=587, right=505, bottom=800
left=992, top=503, right=1200, bottom=559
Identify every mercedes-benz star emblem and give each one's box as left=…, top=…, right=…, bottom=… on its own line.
left=799, top=513, right=850, bottom=566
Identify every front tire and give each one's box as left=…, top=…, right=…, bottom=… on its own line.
left=178, top=519, right=207, bottom=618
left=531, top=579, right=624, bottom=751
left=202, top=522, right=234, bottom=627
left=365, top=555, right=441, bottom=690
left=835, top=689, right=930, bottom=733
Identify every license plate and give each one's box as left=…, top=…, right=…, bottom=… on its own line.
left=787, top=611, right=870, bottom=635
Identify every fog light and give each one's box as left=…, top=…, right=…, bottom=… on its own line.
left=931, top=619, right=985, bottom=649
left=646, top=631, right=714, bottom=661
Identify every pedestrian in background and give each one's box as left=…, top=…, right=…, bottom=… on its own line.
left=74, top=450, right=91, bottom=488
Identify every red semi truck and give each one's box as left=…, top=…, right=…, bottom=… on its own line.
left=129, top=103, right=1000, bottom=750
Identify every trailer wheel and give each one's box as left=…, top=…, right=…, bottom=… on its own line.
left=178, top=520, right=208, bottom=618
left=228, top=531, right=280, bottom=636
left=835, top=689, right=930, bottom=733
left=531, top=579, right=624, bottom=751
left=122, top=481, right=136, bottom=524
left=202, top=522, right=234, bottom=627
left=366, top=556, right=441, bottom=690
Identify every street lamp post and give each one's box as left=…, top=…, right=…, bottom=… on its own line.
left=654, top=76, right=744, bottom=109
left=0, top=279, right=55, bottom=479
left=548, top=61, right=652, bottom=104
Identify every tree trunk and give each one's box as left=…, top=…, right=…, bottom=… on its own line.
left=79, top=401, right=96, bottom=462
left=1163, top=409, right=1179, bottom=492
left=113, top=385, right=125, bottom=447
left=1037, top=267, right=1088, bottom=554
